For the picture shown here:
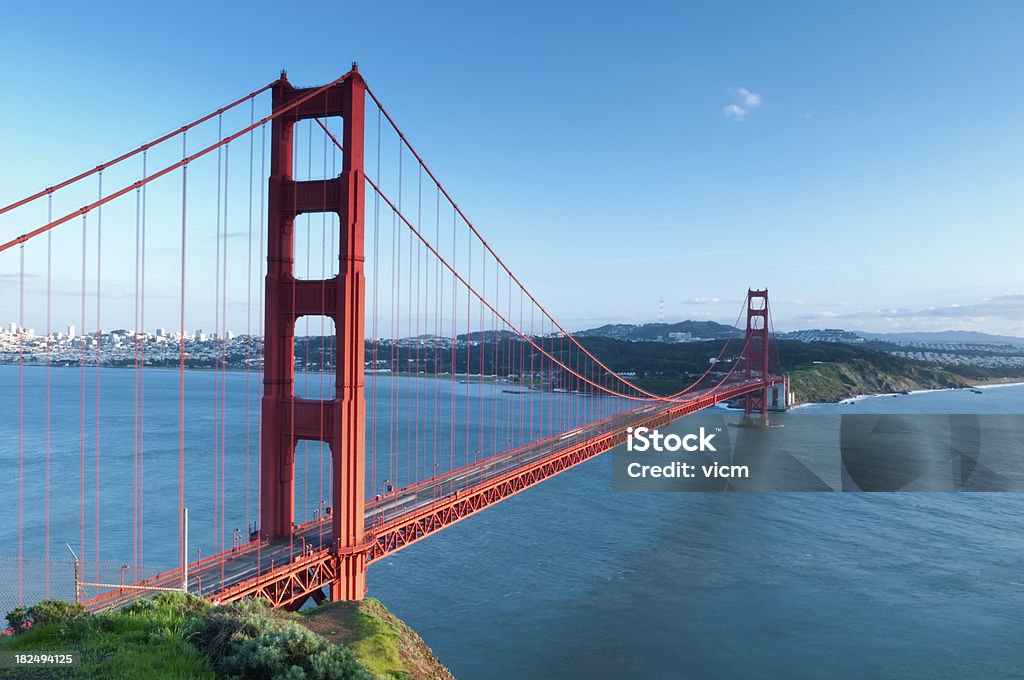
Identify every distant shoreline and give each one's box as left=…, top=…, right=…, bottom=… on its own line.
left=788, top=380, right=1024, bottom=409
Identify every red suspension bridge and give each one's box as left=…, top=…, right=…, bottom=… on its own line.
left=0, top=65, right=785, bottom=613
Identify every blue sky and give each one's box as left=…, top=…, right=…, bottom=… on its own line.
left=2, top=1, right=1023, bottom=335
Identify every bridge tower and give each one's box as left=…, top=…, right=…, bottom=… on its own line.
left=743, top=289, right=771, bottom=424
left=261, top=66, right=367, bottom=600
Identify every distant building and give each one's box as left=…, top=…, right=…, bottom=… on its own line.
left=67, top=324, right=76, bottom=339
left=778, top=328, right=864, bottom=344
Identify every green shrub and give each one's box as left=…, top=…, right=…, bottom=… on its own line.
left=186, top=600, right=371, bottom=680
left=5, top=605, right=30, bottom=634
left=28, top=599, right=87, bottom=625
left=5, top=599, right=86, bottom=634
left=223, top=624, right=372, bottom=680
left=187, top=599, right=280, bottom=669
left=125, top=591, right=210, bottom=618
left=5, top=594, right=372, bottom=680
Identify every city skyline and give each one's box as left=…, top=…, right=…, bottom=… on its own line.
left=4, top=315, right=1024, bottom=344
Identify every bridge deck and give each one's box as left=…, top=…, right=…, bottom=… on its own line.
left=84, top=378, right=778, bottom=611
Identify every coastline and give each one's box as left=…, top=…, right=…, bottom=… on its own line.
left=788, top=380, right=1024, bottom=410
left=967, top=378, right=1024, bottom=389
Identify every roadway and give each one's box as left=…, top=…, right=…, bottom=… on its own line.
left=85, top=377, right=765, bottom=611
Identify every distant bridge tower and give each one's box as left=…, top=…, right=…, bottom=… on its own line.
left=743, top=289, right=770, bottom=423
left=261, top=66, right=367, bottom=600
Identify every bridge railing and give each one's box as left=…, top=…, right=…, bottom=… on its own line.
left=0, top=555, right=174, bottom=616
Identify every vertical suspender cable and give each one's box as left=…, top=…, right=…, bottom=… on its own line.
left=256, top=122, right=266, bottom=573
left=213, top=115, right=223, bottom=555
left=257, top=123, right=266, bottom=532
left=289, top=126, right=297, bottom=559
left=409, top=177, right=416, bottom=482
left=18, top=244, right=24, bottom=605
left=433, top=184, right=440, bottom=485
left=415, top=167, right=423, bottom=483
left=139, top=151, right=148, bottom=574
left=318, top=115, right=329, bottom=541
left=389, top=194, right=396, bottom=486
left=80, top=213, right=87, bottom=580
left=493, top=262, right=499, bottom=459
left=45, top=196, right=53, bottom=596
left=179, top=132, right=188, bottom=578
left=95, top=171, right=103, bottom=582
left=246, top=100, right=254, bottom=537
left=133, top=165, right=142, bottom=581
left=393, top=142, right=402, bottom=487
left=304, top=120, right=312, bottom=521
left=449, top=206, right=456, bottom=480
left=329, top=134, right=336, bottom=512
left=479, top=245, right=485, bottom=462
left=464, top=219, right=471, bottom=466
left=519, top=288, right=525, bottom=445
left=221, top=136, right=230, bottom=580
left=370, top=107, right=380, bottom=500
left=507, top=275, right=514, bottom=449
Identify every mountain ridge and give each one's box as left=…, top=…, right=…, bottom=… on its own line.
left=572, top=321, right=1023, bottom=346
left=573, top=320, right=736, bottom=341
left=854, top=329, right=1024, bottom=345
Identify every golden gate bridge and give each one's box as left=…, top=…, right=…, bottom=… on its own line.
left=0, top=65, right=784, bottom=612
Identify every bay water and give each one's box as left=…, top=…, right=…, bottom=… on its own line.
left=0, top=365, right=1021, bottom=678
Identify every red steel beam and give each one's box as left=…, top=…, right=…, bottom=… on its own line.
left=744, top=289, right=771, bottom=420
left=206, top=379, right=778, bottom=608
left=214, top=550, right=338, bottom=609
left=364, top=380, right=772, bottom=559
left=81, top=378, right=779, bottom=612
left=260, top=66, right=368, bottom=601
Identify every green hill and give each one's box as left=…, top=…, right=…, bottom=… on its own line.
left=1, top=594, right=453, bottom=680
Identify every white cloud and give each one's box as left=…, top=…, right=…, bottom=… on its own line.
left=723, top=104, right=747, bottom=121
left=787, top=293, right=1024, bottom=335
left=723, top=87, right=762, bottom=121
left=735, top=87, right=762, bottom=108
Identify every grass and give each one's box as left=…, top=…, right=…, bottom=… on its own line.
left=0, top=599, right=216, bottom=679
left=2, top=595, right=444, bottom=680
left=787, top=359, right=971, bottom=404
left=300, top=599, right=453, bottom=680
left=334, top=603, right=404, bottom=679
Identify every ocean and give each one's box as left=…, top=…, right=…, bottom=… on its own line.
left=0, top=366, right=1021, bottom=678
left=370, top=385, right=1024, bottom=679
